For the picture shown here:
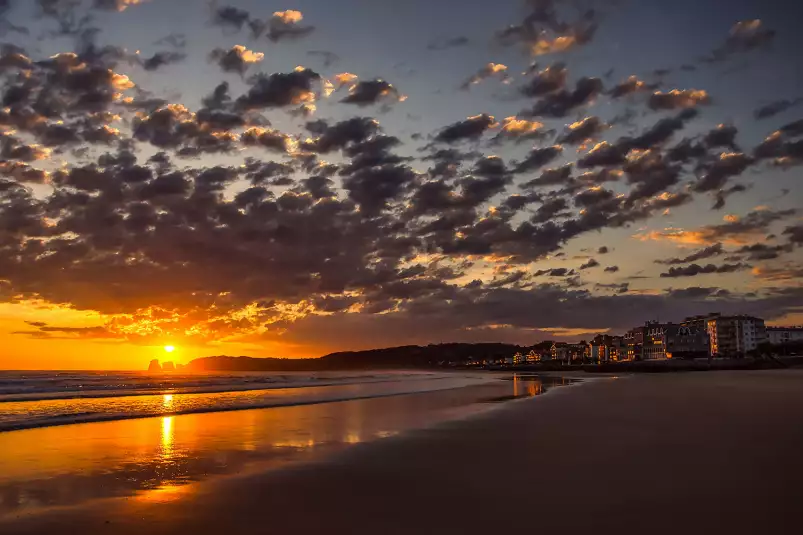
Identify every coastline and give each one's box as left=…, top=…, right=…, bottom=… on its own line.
left=3, top=370, right=803, bottom=534
left=0, top=372, right=502, bottom=433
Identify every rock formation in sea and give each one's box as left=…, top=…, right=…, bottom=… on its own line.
left=148, top=359, right=162, bottom=372
left=162, top=361, right=175, bottom=372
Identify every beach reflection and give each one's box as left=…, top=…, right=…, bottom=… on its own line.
left=161, top=416, right=174, bottom=460
left=0, top=374, right=573, bottom=516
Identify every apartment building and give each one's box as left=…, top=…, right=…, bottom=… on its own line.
left=767, top=326, right=803, bottom=346
left=684, top=314, right=766, bottom=357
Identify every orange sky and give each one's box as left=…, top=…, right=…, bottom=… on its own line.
left=0, top=301, right=308, bottom=370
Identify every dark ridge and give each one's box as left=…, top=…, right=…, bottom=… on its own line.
left=185, top=342, right=540, bottom=371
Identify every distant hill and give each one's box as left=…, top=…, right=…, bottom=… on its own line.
left=185, top=343, right=536, bottom=371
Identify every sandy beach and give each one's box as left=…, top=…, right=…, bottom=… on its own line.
left=3, top=370, right=803, bottom=534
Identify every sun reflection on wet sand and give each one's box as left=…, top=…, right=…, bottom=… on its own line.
left=161, top=416, right=174, bottom=460
left=137, top=483, right=191, bottom=504
left=0, top=375, right=574, bottom=516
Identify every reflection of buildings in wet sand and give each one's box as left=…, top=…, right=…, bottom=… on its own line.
left=513, top=375, right=545, bottom=398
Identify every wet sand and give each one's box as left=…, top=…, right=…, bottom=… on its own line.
left=3, top=370, right=803, bottom=534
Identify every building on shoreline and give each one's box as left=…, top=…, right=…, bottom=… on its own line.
left=643, top=322, right=673, bottom=360
left=551, top=342, right=586, bottom=364
left=588, top=334, right=626, bottom=363
left=662, top=325, right=710, bottom=359
left=624, top=325, right=646, bottom=361
left=683, top=314, right=767, bottom=357
left=638, top=322, right=710, bottom=360
left=767, top=326, right=803, bottom=346
left=507, top=312, right=773, bottom=366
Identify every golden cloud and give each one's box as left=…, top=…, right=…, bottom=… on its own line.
left=232, top=45, right=264, bottom=64
left=531, top=35, right=576, bottom=56
left=500, top=117, right=543, bottom=134
left=273, top=10, right=304, bottom=24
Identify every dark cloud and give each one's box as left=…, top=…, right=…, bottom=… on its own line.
left=341, top=79, right=403, bottom=106
left=692, top=152, right=752, bottom=193
left=660, top=263, right=750, bottom=278
left=603, top=265, right=619, bottom=273
left=153, top=33, right=186, bottom=49
left=782, top=225, right=803, bottom=246
left=236, top=68, right=321, bottom=110
left=667, top=138, right=707, bottom=163
left=648, top=89, right=710, bottom=110
left=535, top=268, right=575, bottom=277
left=521, top=63, right=567, bottom=97
left=666, top=287, right=730, bottom=299
left=780, top=119, right=803, bottom=138
left=433, top=114, right=496, bottom=144
left=704, top=19, right=776, bottom=63
left=702, top=124, right=739, bottom=151
left=576, top=168, right=623, bottom=185
left=211, top=5, right=251, bottom=31
left=307, top=50, right=339, bottom=67
left=302, top=117, right=380, bottom=153
left=254, top=10, right=315, bottom=42
left=342, top=164, right=416, bottom=217
left=525, top=77, right=603, bottom=118
left=461, top=63, right=509, bottom=90
left=655, top=243, right=725, bottom=265
left=580, top=258, right=599, bottom=270
left=209, top=45, right=264, bottom=76
left=577, top=142, right=628, bottom=168
left=513, top=145, right=563, bottom=173
left=427, top=36, right=469, bottom=51
left=140, top=51, right=186, bottom=71
left=132, top=104, right=237, bottom=155
left=241, top=127, right=294, bottom=154
left=496, top=1, right=598, bottom=56
left=597, top=246, right=609, bottom=254
left=594, top=108, right=697, bottom=157
left=241, top=159, right=295, bottom=185
left=521, top=163, right=572, bottom=188
left=0, top=160, right=48, bottom=183
left=609, top=76, right=657, bottom=98
left=530, top=197, right=568, bottom=224
left=753, top=98, right=802, bottom=120
left=735, top=243, right=793, bottom=261
left=594, top=282, right=628, bottom=294
left=753, top=124, right=803, bottom=167
left=210, top=6, right=314, bottom=42
left=557, top=116, right=607, bottom=145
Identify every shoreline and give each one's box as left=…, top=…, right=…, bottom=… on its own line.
left=0, top=373, right=507, bottom=433
left=3, top=370, right=803, bottom=534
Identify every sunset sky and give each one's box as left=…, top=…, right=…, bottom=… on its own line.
left=1, top=0, right=802, bottom=370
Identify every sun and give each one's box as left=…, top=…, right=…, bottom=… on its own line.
left=164, top=345, right=175, bottom=353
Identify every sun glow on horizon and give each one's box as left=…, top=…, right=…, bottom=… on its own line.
left=164, top=345, right=175, bottom=353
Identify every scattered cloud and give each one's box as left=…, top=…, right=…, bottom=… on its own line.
left=649, top=89, right=710, bottom=110
left=460, top=63, right=509, bottom=90
left=660, top=263, right=750, bottom=278
left=655, top=243, right=725, bottom=265
left=209, top=45, right=264, bottom=75
left=433, top=114, right=497, bottom=144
